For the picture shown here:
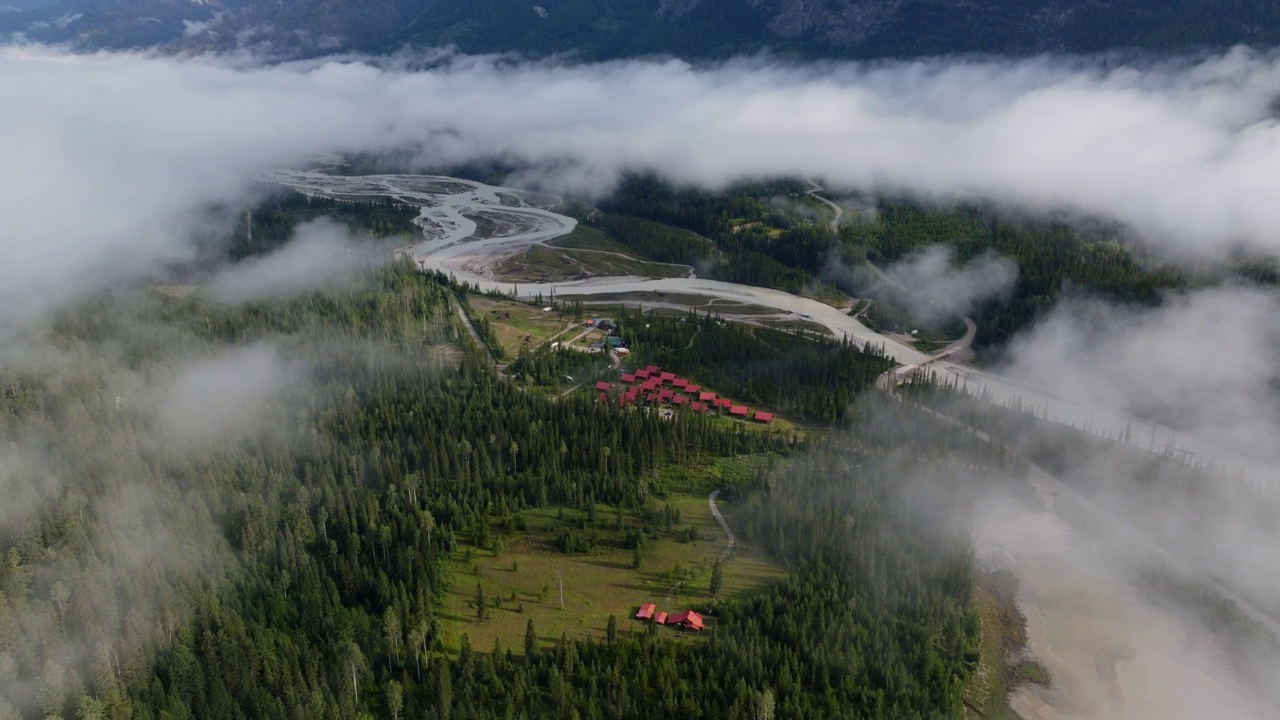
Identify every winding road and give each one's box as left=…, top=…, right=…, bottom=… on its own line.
left=260, top=168, right=1251, bottom=475
left=805, top=179, right=844, bottom=235
left=262, top=167, right=1279, bottom=714
left=708, top=490, right=735, bottom=563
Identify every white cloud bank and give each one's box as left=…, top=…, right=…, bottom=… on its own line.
left=205, top=217, right=385, bottom=303
left=879, top=246, right=1018, bottom=322
left=5, top=45, right=1280, bottom=332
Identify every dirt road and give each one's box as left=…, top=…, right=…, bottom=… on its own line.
left=708, top=489, right=735, bottom=563
left=264, top=168, right=1244, bottom=472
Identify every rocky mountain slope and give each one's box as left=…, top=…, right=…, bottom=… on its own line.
left=4, top=0, right=1280, bottom=59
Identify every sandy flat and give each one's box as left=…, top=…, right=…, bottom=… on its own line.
left=976, top=496, right=1268, bottom=720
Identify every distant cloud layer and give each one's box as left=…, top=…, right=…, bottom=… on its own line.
left=5, top=45, right=1280, bottom=330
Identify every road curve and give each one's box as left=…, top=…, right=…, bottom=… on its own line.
left=805, top=179, right=843, bottom=235
left=708, top=489, right=735, bottom=563
left=259, top=168, right=1254, bottom=475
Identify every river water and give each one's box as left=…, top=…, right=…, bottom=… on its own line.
left=261, top=168, right=1277, bottom=717
left=976, top=481, right=1269, bottom=719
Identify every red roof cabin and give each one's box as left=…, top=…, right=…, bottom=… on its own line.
left=714, top=398, right=733, bottom=409
left=635, top=603, right=656, bottom=621
left=621, top=373, right=636, bottom=383
left=594, top=381, right=611, bottom=392
left=659, top=371, right=676, bottom=383
left=645, top=365, right=660, bottom=375
left=635, top=369, right=651, bottom=380
left=673, top=395, right=689, bottom=406
left=690, top=401, right=709, bottom=413
left=699, top=391, right=717, bottom=402
left=672, top=377, right=689, bottom=388
left=654, top=611, right=668, bottom=625
left=729, top=405, right=750, bottom=417
left=684, top=384, right=701, bottom=394
left=657, top=389, right=674, bottom=403
left=754, top=411, right=775, bottom=424
left=668, top=610, right=704, bottom=632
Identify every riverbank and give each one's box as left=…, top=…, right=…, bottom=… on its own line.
left=974, top=494, right=1268, bottom=720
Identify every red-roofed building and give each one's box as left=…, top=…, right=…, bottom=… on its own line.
left=699, top=391, right=717, bottom=402
left=690, top=401, right=708, bottom=413
left=621, top=373, right=636, bottom=383
left=668, top=610, right=704, bottom=632
left=646, top=365, right=660, bottom=374
left=729, top=405, right=749, bottom=417
left=594, top=381, right=611, bottom=392
left=655, top=611, right=668, bottom=625
left=635, top=369, right=651, bottom=380
left=672, top=378, right=689, bottom=388
left=714, top=398, right=733, bottom=409
left=659, top=372, right=676, bottom=383
left=635, top=603, right=656, bottom=620
left=684, top=384, right=701, bottom=394
left=657, top=389, right=674, bottom=403
left=754, top=411, right=774, bottom=424
left=673, top=395, right=689, bottom=406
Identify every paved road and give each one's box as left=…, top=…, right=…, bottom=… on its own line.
left=805, top=179, right=843, bottom=234
left=262, top=168, right=1249, bottom=474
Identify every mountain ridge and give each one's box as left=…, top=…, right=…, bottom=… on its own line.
left=4, top=0, right=1280, bottom=60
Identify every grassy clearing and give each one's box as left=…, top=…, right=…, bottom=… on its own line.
left=547, top=225, right=634, bottom=254
left=467, top=296, right=575, bottom=357
left=437, top=468, right=785, bottom=655
left=962, top=571, right=1027, bottom=720
left=569, top=328, right=605, bottom=349
left=495, top=244, right=689, bottom=283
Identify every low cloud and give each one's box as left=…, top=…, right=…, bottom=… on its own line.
left=6, top=46, right=1280, bottom=336
left=182, top=13, right=222, bottom=38
left=998, top=285, right=1280, bottom=460
left=206, top=218, right=388, bottom=303
left=149, top=343, right=304, bottom=446
left=878, top=246, right=1017, bottom=322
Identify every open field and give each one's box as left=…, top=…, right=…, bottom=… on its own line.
left=547, top=225, right=635, bottom=254
left=437, top=487, right=785, bottom=654
left=495, top=244, right=690, bottom=283
left=466, top=295, right=575, bottom=357
left=963, top=574, right=1024, bottom=720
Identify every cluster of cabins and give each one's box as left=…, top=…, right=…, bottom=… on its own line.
left=634, top=603, right=704, bottom=632
left=593, top=365, right=775, bottom=424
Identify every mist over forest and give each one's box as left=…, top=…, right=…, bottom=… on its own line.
left=3, top=36, right=1280, bottom=720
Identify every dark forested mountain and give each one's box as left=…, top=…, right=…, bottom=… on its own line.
left=4, top=0, right=1280, bottom=60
